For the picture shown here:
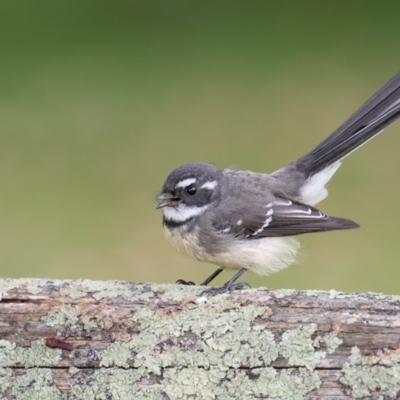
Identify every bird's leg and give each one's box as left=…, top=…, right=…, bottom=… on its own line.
left=176, top=267, right=224, bottom=286
left=200, top=268, right=224, bottom=286
left=201, top=268, right=250, bottom=295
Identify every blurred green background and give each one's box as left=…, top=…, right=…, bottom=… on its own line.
left=1, top=1, right=400, bottom=294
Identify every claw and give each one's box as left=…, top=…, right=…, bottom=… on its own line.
left=176, top=279, right=196, bottom=285
left=201, top=267, right=249, bottom=296
left=201, top=281, right=251, bottom=296
left=232, top=281, right=251, bottom=290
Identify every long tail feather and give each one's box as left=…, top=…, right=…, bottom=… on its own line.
left=295, top=71, right=400, bottom=177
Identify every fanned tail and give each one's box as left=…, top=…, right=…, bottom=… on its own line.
left=295, top=71, right=400, bottom=177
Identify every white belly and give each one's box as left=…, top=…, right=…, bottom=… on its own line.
left=164, top=225, right=300, bottom=276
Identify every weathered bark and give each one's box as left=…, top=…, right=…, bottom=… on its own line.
left=0, top=278, right=399, bottom=399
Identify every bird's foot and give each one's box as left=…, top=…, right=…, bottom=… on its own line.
left=201, top=281, right=251, bottom=296
left=176, top=279, right=196, bottom=285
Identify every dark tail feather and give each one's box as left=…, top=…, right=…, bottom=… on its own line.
left=295, top=71, right=400, bottom=177
left=265, top=215, right=359, bottom=237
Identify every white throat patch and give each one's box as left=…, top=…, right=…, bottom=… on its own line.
left=163, top=203, right=209, bottom=222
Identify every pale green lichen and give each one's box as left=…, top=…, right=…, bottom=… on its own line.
left=2, top=277, right=400, bottom=304
left=80, top=313, right=100, bottom=331
left=98, top=290, right=340, bottom=392
left=8, top=368, right=61, bottom=400
left=43, top=301, right=102, bottom=332
left=67, top=281, right=91, bottom=299
left=0, top=339, right=61, bottom=367
left=43, top=304, right=79, bottom=328
left=0, top=279, right=41, bottom=298
left=128, top=297, right=279, bottom=370
left=217, top=367, right=321, bottom=400
left=97, top=297, right=279, bottom=375
left=71, top=279, right=133, bottom=300
left=100, top=341, right=133, bottom=369
left=158, top=283, right=202, bottom=302
left=329, top=289, right=339, bottom=298
left=0, top=368, right=12, bottom=395
left=273, top=288, right=297, bottom=298
left=68, top=366, right=80, bottom=375
left=60, top=279, right=152, bottom=301
left=0, top=279, right=67, bottom=298
left=381, top=293, right=400, bottom=303
left=341, top=346, right=400, bottom=398
left=303, top=289, right=325, bottom=297
left=321, top=332, right=343, bottom=354
left=57, top=366, right=321, bottom=400
left=279, top=324, right=326, bottom=370
left=328, top=289, right=355, bottom=299
left=164, top=366, right=225, bottom=399
left=68, top=368, right=157, bottom=399
left=0, top=368, right=61, bottom=400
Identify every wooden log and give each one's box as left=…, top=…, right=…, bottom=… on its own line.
left=0, top=278, right=399, bottom=399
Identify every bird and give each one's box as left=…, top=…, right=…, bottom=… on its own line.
left=156, top=71, right=400, bottom=295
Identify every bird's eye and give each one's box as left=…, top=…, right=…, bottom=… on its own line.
left=186, top=185, right=197, bottom=196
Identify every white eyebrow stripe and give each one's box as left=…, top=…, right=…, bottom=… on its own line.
left=175, top=178, right=196, bottom=189
left=201, top=180, right=218, bottom=190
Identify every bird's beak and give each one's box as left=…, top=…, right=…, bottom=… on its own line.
left=156, top=193, right=180, bottom=209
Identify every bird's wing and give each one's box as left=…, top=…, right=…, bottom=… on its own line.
left=214, top=196, right=359, bottom=239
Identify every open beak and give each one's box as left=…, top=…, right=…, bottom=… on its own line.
left=156, top=193, right=180, bottom=209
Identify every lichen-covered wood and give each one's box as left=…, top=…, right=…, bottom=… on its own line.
left=0, top=279, right=400, bottom=399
